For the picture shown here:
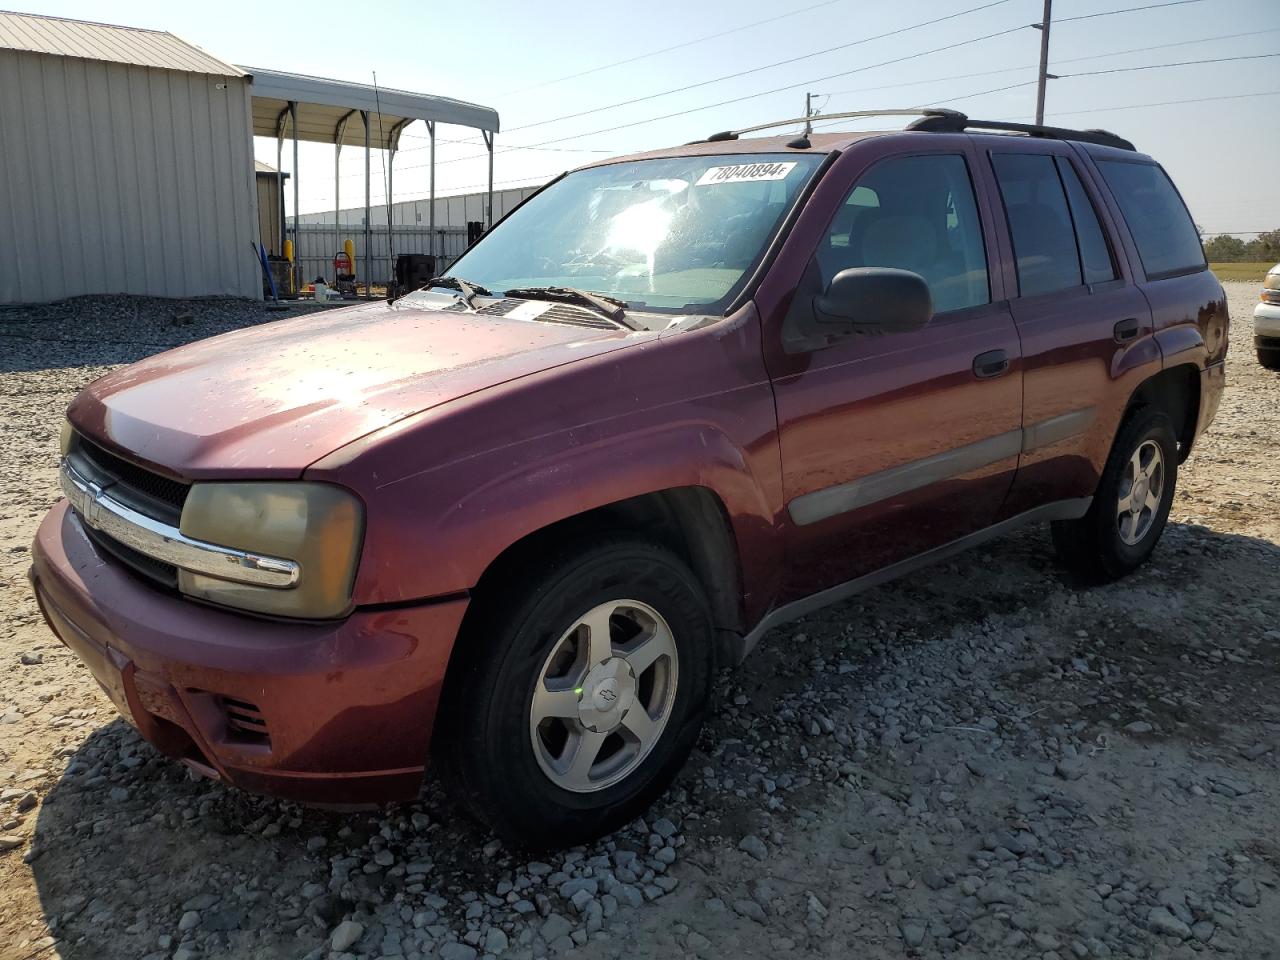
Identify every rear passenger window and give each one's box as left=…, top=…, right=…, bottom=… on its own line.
left=1054, top=157, right=1117, bottom=284
left=1095, top=160, right=1205, bottom=279
left=991, top=154, right=1082, bottom=296
left=818, top=154, right=989, bottom=314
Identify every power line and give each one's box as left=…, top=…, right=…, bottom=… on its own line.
left=491, top=0, right=846, bottom=99
left=933, top=78, right=1040, bottom=106
left=502, top=0, right=1016, bottom=134
left=1058, top=52, right=1280, bottom=78
left=811, top=88, right=1280, bottom=132
left=340, top=21, right=1028, bottom=182
left=418, top=0, right=1225, bottom=170
left=303, top=89, right=1280, bottom=213
left=421, top=20, right=1030, bottom=174
left=1032, top=88, right=1280, bottom=118
left=1053, top=0, right=1203, bottom=23
left=343, top=28, right=1277, bottom=175
left=501, top=0, right=1207, bottom=138
left=812, top=28, right=1280, bottom=103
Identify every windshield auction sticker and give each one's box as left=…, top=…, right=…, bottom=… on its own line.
left=695, top=161, right=798, bottom=186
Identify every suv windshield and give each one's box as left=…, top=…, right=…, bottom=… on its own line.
left=439, top=154, right=825, bottom=314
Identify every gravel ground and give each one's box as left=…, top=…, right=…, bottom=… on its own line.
left=1, top=285, right=1278, bottom=960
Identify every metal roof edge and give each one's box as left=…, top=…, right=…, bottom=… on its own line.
left=242, top=66, right=499, bottom=133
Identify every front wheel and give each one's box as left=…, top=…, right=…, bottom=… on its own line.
left=434, top=538, right=716, bottom=847
left=1051, top=406, right=1178, bottom=583
left=1258, top=348, right=1280, bottom=370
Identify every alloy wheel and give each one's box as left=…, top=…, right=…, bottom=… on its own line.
left=529, top=599, right=678, bottom=793
left=1116, top=438, right=1165, bottom=546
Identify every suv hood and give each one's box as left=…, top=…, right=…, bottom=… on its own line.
left=68, top=302, right=650, bottom=479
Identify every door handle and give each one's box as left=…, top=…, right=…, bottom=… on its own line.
left=973, top=349, right=1010, bottom=379
left=1114, top=317, right=1141, bottom=343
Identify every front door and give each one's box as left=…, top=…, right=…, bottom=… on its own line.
left=759, top=142, right=1023, bottom=602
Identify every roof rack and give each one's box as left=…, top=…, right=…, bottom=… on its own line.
left=696, top=108, right=966, bottom=143
left=692, top=107, right=1134, bottom=152
left=907, top=112, right=1135, bottom=151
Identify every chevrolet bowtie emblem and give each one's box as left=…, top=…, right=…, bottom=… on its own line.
left=84, top=480, right=105, bottom=527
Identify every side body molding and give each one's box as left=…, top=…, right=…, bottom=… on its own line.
left=788, top=409, right=1097, bottom=526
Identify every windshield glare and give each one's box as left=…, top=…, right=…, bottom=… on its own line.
left=442, top=154, right=824, bottom=313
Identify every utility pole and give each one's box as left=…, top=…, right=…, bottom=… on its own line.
left=804, top=92, right=813, bottom=137
left=1033, top=0, right=1052, bottom=125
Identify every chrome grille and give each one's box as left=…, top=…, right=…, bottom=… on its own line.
left=59, top=454, right=299, bottom=591
left=83, top=525, right=179, bottom=589
left=72, top=433, right=189, bottom=519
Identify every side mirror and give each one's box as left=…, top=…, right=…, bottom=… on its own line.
left=812, top=267, right=933, bottom=335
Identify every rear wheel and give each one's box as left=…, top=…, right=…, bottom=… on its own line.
left=1258, top=348, right=1280, bottom=370
left=1051, top=406, right=1178, bottom=582
left=434, top=537, right=715, bottom=847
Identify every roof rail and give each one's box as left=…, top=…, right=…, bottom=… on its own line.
left=907, top=112, right=1135, bottom=151
left=696, top=108, right=966, bottom=144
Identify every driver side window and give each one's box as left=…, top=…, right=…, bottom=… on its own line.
left=818, top=154, right=990, bottom=315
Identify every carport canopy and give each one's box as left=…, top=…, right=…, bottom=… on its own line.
left=243, top=66, right=500, bottom=295
left=246, top=66, right=498, bottom=146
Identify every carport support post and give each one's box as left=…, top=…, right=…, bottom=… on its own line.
left=334, top=111, right=355, bottom=286
left=362, top=110, right=371, bottom=299
left=290, top=101, right=299, bottom=293
left=387, top=137, right=396, bottom=292
left=275, top=137, right=284, bottom=254
left=483, top=130, right=494, bottom=229
left=334, top=142, right=341, bottom=281
left=427, top=121, right=435, bottom=263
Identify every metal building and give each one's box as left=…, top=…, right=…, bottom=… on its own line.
left=0, top=11, right=259, bottom=303
left=0, top=11, right=499, bottom=304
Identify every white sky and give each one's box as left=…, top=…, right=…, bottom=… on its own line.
left=18, top=0, right=1280, bottom=235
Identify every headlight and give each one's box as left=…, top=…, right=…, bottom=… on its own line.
left=178, top=483, right=364, bottom=618
left=59, top=419, right=73, bottom=456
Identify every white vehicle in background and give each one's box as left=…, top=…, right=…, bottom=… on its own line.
left=1256, top=263, right=1280, bottom=369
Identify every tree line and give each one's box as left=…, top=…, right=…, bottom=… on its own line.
left=1200, top=229, right=1280, bottom=263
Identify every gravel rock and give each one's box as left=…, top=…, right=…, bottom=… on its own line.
left=1231, top=879, right=1260, bottom=908
left=439, top=943, right=478, bottom=960
left=900, top=918, right=926, bottom=947
left=737, top=835, right=768, bottom=861
left=1148, top=907, right=1192, bottom=939
left=330, top=920, right=364, bottom=951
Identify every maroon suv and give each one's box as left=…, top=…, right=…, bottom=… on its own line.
left=31, top=109, right=1226, bottom=846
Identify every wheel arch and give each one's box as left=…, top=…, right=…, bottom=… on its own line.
left=467, top=485, right=746, bottom=639
left=1125, top=362, right=1201, bottom=462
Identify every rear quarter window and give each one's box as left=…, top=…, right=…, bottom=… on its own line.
left=1095, top=160, right=1206, bottom=280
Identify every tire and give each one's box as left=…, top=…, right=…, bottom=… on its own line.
left=433, top=536, right=716, bottom=848
left=1051, top=406, right=1178, bottom=583
left=1258, top=348, right=1280, bottom=370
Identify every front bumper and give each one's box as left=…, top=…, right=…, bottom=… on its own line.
left=1255, top=301, right=1280, bottom=340
left=30, top=500, right=468, bottom=804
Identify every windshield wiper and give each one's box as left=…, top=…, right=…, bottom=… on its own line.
left=502, top=286, right=636, bottom=330
left=425, top=275, right=491, bottom=309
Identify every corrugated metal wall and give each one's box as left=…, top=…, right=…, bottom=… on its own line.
left=0, top=50, right=259, bottom=303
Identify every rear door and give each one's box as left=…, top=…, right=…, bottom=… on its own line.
left=973, top=138, right=1158, bottom=517
left=757, top=138, right=1023, bottom=601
